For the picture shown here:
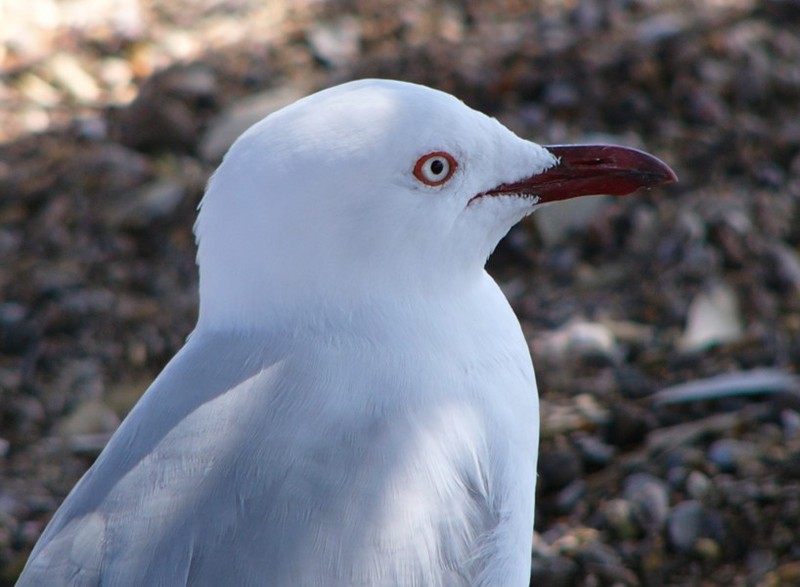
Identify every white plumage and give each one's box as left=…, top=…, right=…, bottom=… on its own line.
left=19, top=79, right=674, bottom=586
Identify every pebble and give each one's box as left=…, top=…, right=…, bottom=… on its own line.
left=766, top=242, right=800, bottom=291
left=16, top=73, right=61, bottom=107
left=678, top=281, right=744, bottom=352
left=57, top=399, right=120, bottom=453
left=707, top=438, right=760, bottom=474
left=666, top=500, right=725, bottom=555
left=16, top=105, right=50, bottom=134
left=555, top=480, right=586, bottom=514
left=68, top=432, right=114, bottom=457
left=98, top=57, right=135, bottom=99
left=536, top=318, right=621, bottom=366
left=693, top=537, right=721, bottom=561
left=307, top=16, right=362, bottom=68
left=601, top=498, right=640, bottom=540
left=116, top=63, right=218, bottom=152
left=666, top=465, right=690, bottom=490
left=685, top=470, right=713, bottom=501
left=781, top=409, right=800, bottom=439
left=540, top=394, right=609, bottom=438
left=623, top=473, right=670, bottom=533
left=45, top=53, right=101, bottom=103
left=574, top=434, right=616, bottom=468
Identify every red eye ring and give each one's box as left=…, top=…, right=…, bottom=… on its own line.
left=413, top=151, right=458, bottom=186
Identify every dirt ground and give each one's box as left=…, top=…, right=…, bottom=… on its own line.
left=2, top=0, right=800, bottom=584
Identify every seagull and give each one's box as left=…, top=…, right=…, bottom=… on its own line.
left=18, top=79, right=675, bottom=587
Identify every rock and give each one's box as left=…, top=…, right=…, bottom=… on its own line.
left=693, top=537, right=722, bottom=561
left=115, top=63, right=218, bottom=152
left=636, top=13, right=686, bottom=43
left=68, top=432, right=113, bottom=457
left=707, top=438, right=761, bottom=474
left=57, top=399, right=120, bottom=442
left=667, top=500, right=706, bottom=552
left=685, top=470, right=713, bottom=501
left=555, top=480, right=586, bottom=514
left=678, top=281, right=744, bottom=352
left=540, top=394, right=610, bottom=438
left=98, top=57, right=135, bottom=99
left=781, top=409, right=800, bottom=439
left=16, top=73, right=61, bottom=107
left=623, top=473, right=670, bottom=533
left=667, top=500, right=725, bottom=556
left=45, top=53, right=101, bottom=103
left=104, top=379, right=151, bottom=417
left=574, top=434, right=616, bottom=468
left=536, top=318, right=622, bottom=366
left=601, top=498, right=640, bottom=539
left=665, top=464, right=690, bottom=489
left=307, top=16, right=361, bottom=68
left=766, top=242, right=800, bottom=291
left=601, top=319, right=655, bottom=347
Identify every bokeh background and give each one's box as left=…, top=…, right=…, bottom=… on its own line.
left=2, top=0, right=800, bottom=584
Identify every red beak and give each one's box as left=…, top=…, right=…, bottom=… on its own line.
left=483, top=144, right=677, bottom=203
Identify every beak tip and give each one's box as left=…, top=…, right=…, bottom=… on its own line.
left=667, top=168, right=679, bottom=184
left=650, top=164, right=679, bottom=188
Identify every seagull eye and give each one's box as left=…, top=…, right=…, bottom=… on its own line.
left=413, top=152, right=457, bottom=186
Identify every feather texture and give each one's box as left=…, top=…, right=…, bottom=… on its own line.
left=20, top=276, right=538, bottom=586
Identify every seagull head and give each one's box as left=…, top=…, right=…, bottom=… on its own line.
left=195, top=79, right=675, bottom=329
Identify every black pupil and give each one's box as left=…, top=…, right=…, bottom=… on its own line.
left=430, top=159, right=445, bottom=175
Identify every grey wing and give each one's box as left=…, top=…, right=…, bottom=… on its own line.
left=18, top=333, right=292, bottom=586
left=18, top=329, right=536, bottom=587
left=18, top=512, right=106, bottom=587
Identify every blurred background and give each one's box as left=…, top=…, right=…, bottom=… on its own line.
left=2, top=0, right=800, bottom=584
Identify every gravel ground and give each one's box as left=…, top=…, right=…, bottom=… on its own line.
left=2, top=0, right=800, bottom=584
